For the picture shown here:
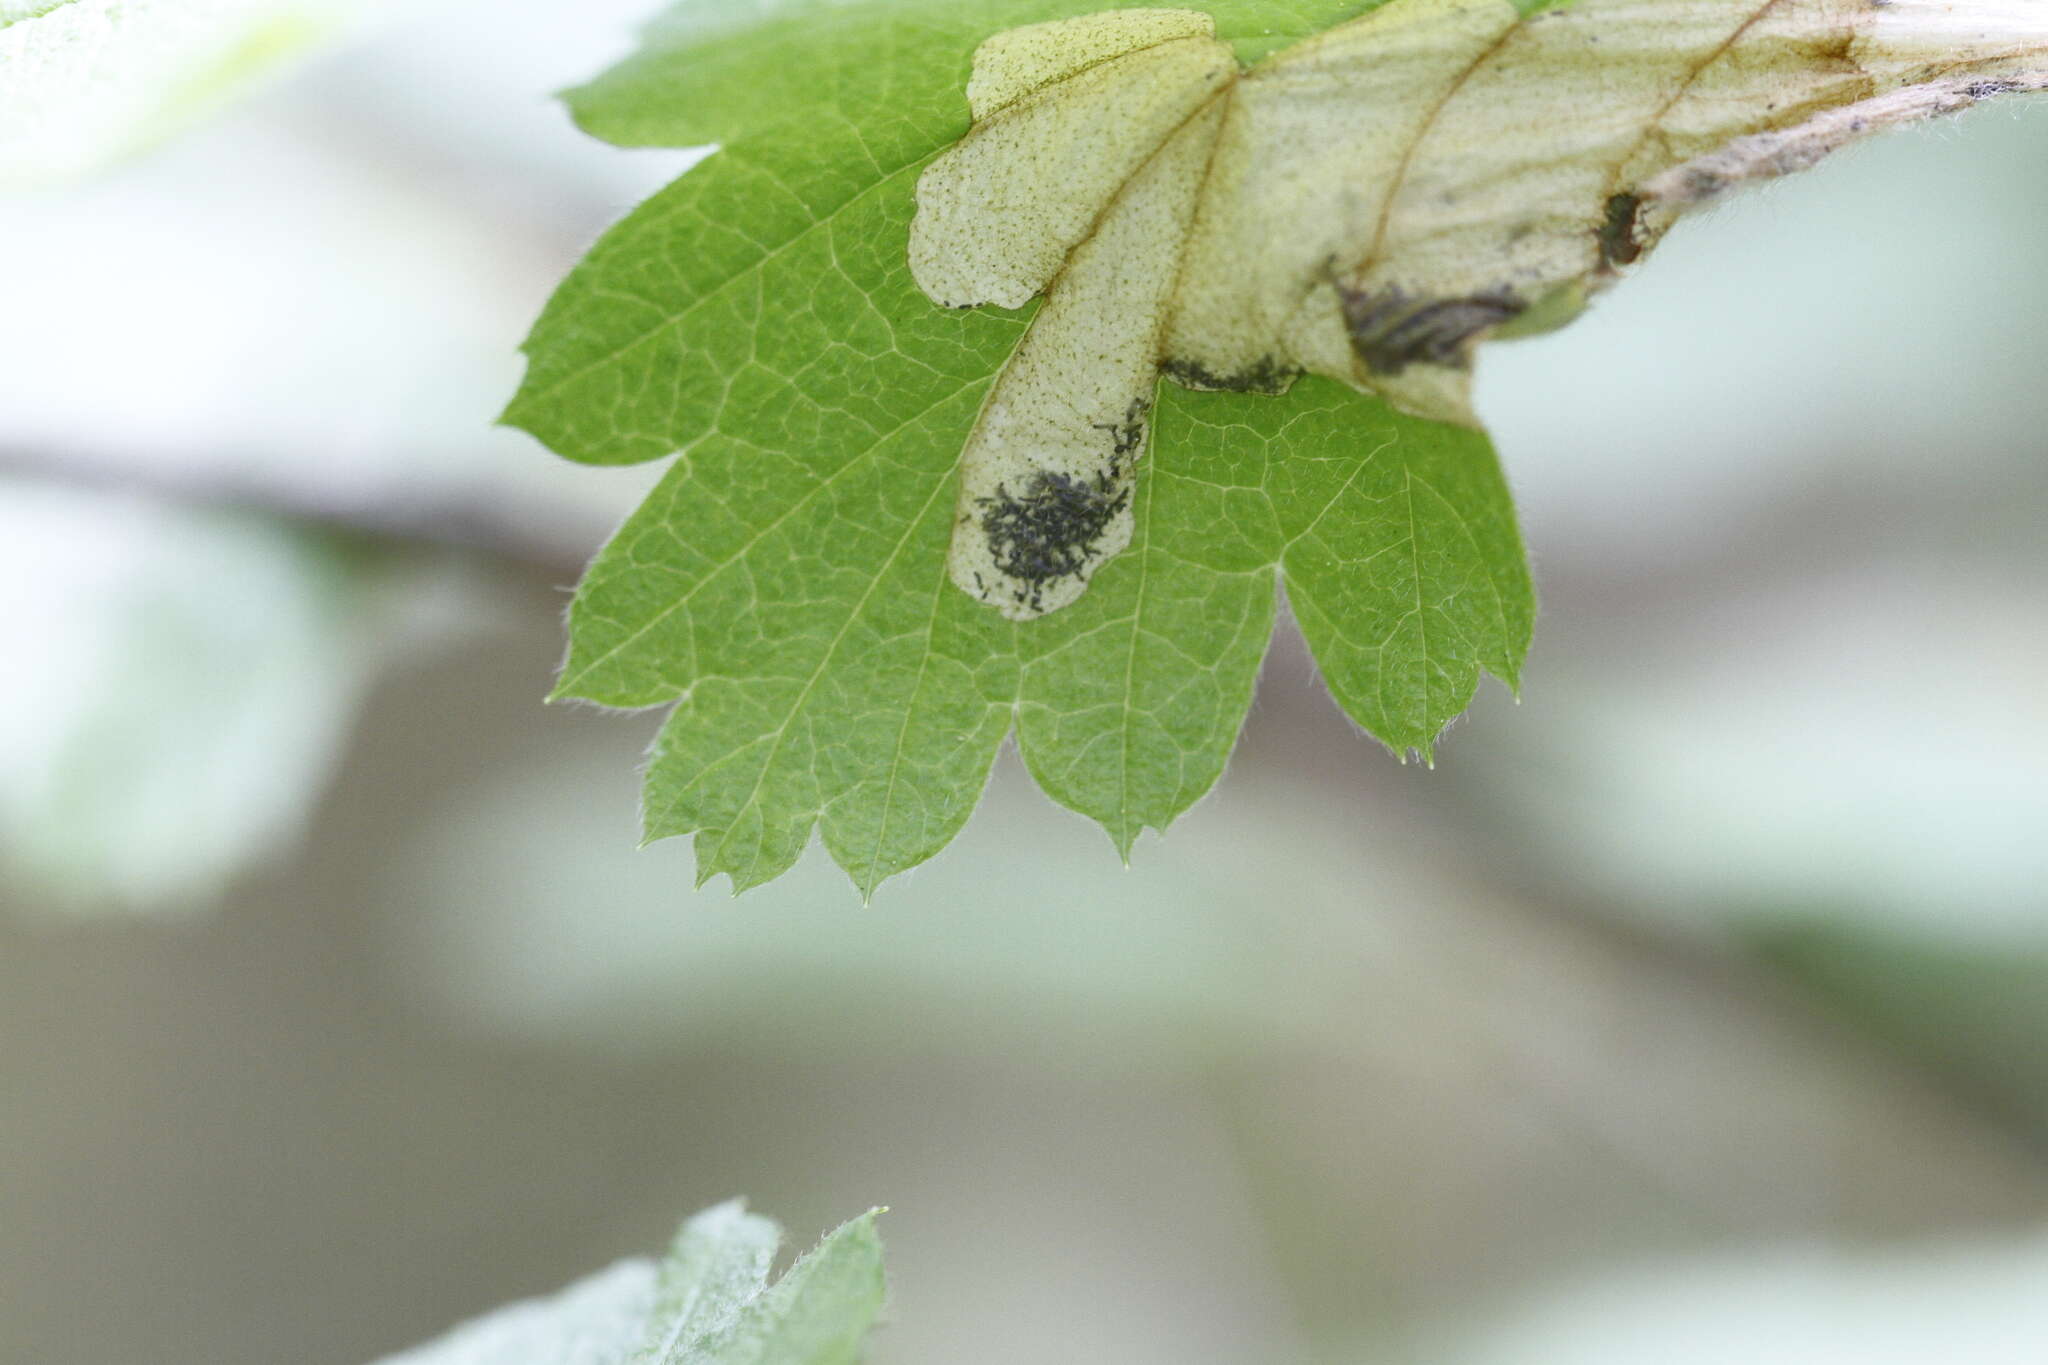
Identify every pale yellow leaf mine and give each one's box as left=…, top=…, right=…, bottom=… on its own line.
left=910, top=0, right=2048, bottom=619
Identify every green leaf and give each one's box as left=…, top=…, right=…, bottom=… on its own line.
left=509, top=0, right=1524, bottom=896
left=374, top=1201, right=886, bottom=1365
left=508, top=0, right=2044, bottom=894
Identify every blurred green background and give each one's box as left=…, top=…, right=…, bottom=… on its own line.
left=4, top=3, right=2048, bottom=1362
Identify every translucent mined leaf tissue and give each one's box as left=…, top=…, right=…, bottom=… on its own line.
left=914, top=0, right=2048, bottom=617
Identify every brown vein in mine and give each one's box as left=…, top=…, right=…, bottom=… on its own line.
left=952, top=80, right=1234, bottom=551
left=1593, top=0, right=1809, bottom=225
left=955, top=33, right=1239, bottom=326
left=1041, top=83, right=1235, bottom=301
left=1153, top=65, right=1245, bottom=369
left=970, top=31, right=1225, bottom=124
left=1339, top=0, right=1818, bottom=288
left=1350, top=13, right=1527, bottom=283
left=1899, top=46, right=2048, bottom=83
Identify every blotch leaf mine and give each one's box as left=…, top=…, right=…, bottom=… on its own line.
left=914, top=0, right=2048, bottom=617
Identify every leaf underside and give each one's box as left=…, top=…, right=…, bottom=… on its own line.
left=506, top=0, right=2043, bottom=896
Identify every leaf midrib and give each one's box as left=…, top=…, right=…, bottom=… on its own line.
left=854, top=558, right=957, bottom=898
left=700, top=453, right=963, bottom=886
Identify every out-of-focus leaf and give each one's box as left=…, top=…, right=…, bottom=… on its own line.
left=1, top=0, right=79, bottom=28
left=1755, top=921, right=2048, bottom=1133
left=1477, top=570, right=2048, bottom=936
left=0, top=0, right=375, bottom=186
left=1446, top=1236, right=2048, bottom=1365
left=374, top=1201, right=887, bottom=1365
left=372, top=1261, right=660, bottom=1365
left=0, top=485, right=377, bottom=914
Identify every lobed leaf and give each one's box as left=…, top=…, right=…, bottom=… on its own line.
left=508, top=0, right=2045, bottom=895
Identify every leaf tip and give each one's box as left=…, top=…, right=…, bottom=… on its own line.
left=494, top=376, right=544, bottom=445
left=830, top=1206, right=890, bottom=1252
left=1395, top=738, right=1439, bottom=768
left=842, top=850, right=888, bottom=905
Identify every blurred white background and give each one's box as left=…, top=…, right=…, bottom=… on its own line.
left=4, top=3, right=2048, bottom=1363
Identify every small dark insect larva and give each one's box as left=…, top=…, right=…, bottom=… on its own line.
left=976, top=470, right=1130, bottom=613
left=1597, top=190, right=1646, bottom=268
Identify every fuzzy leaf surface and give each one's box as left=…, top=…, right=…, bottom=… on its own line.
left=374, top=1201, right=886, bottom=1365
